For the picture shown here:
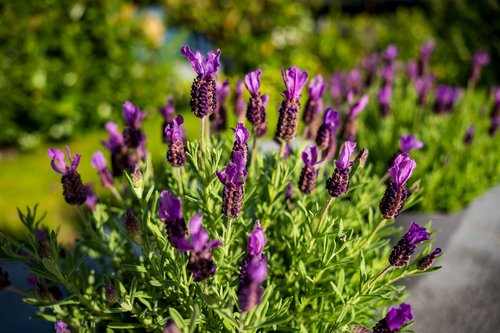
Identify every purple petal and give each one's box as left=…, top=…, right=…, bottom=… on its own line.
left=404, top=222, right=430, bottom=245
left=217, top=80, right=231, bottom=102
left=385, top=303, right=413, bottom=330
left=215, top=170, right=227, bottom=185
left=378, top=85, right=392, bottom=105
left=245, top=69, right=262, bottom=96
left=165, top=115, right=184, bottom=143
left=189, top=212, right=209, bottom=252
left=233, top=122, right=250, bottom=145
left=158, top=190, right=183, bottom=222
left=48, top=148, right=66, bottom=174
left=91, top=151, right=107, bottom=171
left=335, top=141, right=357, bottom=169
left=400, top=135, right=424, bottom=153
left=420, top=40, right=435, bottom=60
left=123, top=101, right=145, bottom=128
left=383, top=44, right=398, bottom=63
left=281, top=66, right=309, bottom=100
left=261, top=94, right=269, bottom=108
left=389, top=153, right=417, bottom=187
left=323, top=108, right=340, bottom=130
left=247, top=255, right=268, bottom=284
left=247, top=220, right=266, bottom=257
left=349, top=94, right=369, bottom=118
left=180, top=45, right=221, bottom=79
left=308, top=75, right=327, bottom=100
left=473, top=50, right=490, bottom=66
left=102, top=122, right=124, bottom=152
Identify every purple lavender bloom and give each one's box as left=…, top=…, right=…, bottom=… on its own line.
left=362, top=53, right=379, bottom=86
left=84, top=184, right=98, bottom=211
left=464, top=125, right=475, bottom=145
left=418, top=248, right=443, bottom=270
left=470, top=50, right=490, bottom=84
left=123, top=101, right=146, bottom=129
left=231, top=122, right=250, bottom=163
left=308, top=75, right=327, bottom=101
left=298, top=145, right=325, bottom=194
left=303, top=75, right=327, bottom=125
left=349, top=94, right=369, bottom=119
left=341, top=95, right=368, bottom=141
left=285, top=182, right=295, bottom=203
left=48, top=146, right=86, bottom=205
left=335, top=141, right=357, bottom=169
left=247, top=220, right=266, bottom=257
left=158, top=190, right=188, bottom=250
left=163, top=319, right=180, bottom=333
left=434, top=85, right=461, bottom=113
left=389, top=153, right=417, bottom=188
left=407, top=60, right=418, bottom=82
left=315, top=108, right=340, bottom=152
left=415, top=75, right=434, bottom=106
left=381, top=65, right=395, bottom=86
left=400, top=135, right=424, bottom=153
left=217, top=151, right=248, bottom=218
left=0, top=267, right=11, bottom=291
left=161, top=96, right=176, bottom=124
left=378, top=84, right=392, bottom=117
left=55, top=320, right=71, bottom=333
left=329, top=73, right=344, bottom=104
left=102, top=122, right=124, bottom=152
left=420, top=40, right=435, bottom=61
left=281, top=66, right=309, bottom=100
left=104, top=284, right=119, bottom=304
left=490, top=116, right=500, bottom=136
left=211, top=79, right=231, bottom=132
left=184, top=212, right=222, bottom=281
left=386, top=303, right=413, bottom=330
left=383, top=45, right=398, bottom=65
left=91, top=151, right=114, bottom=188
left=245, top=69, right=268, bottom=137
left=181, top=45, right=221, bottom=80
left=389, top=222, right=430, bottom=267
left=234, top=79, right=247, bottom=121
left=165, top=115, right=186, bottom=167
left=346, top=69, right=362, bottom=95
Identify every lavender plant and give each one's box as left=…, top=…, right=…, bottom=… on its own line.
left=0, top=45, right=443, bottom=332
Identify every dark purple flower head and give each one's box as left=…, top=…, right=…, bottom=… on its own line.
left=420, top=40, right=435, bottom=60
left=349, top=95, right=369, bottom=118
left=389, top=153, right=416, bottom=188
left=308, top=75, right=327, bottom=100
left=245, top=69, right=262, bottom=97
left=163, top=319, right=180, bottom=333
left=404, top=222, right=430, bottom=246
left=473, top=50, right=490, bottom=67
left=233, top=122, right=250, bottom=145
left=281, top=66, right=308, bottom=100
left=464, top=125, right=475, bottom=145
left=55, top=320, right=71, bottom=333
left=302, top=145, right=325, bottom=167
left=48, top=146, right=81, bottom=175
left=247, top=220, right=266, bottom=257
left=322, top=108, right=340, bottom=130
left=102, top=122, right=124, bottom=152
left=217, top=79, right=231, bottom=103
left=164, top=115, right=184, bottom=143
left=407, top=61, right=418, bottom=81
left=91, top=151, right=107, bottom=171
left=181, top=45, right=221, bottom=80
left=247, top=255, right=268, bottom=284
left=123, top=101, right=146, bottom=129
left=378, top=85, right=392, bottom=105
left=493, top=87, right=500, bottom=104
left=84, top=184, right=98, bottom=210
left=185, top=212, right=222, bottom=253
left=158, top=190, right=183, bottom=223
left=160, top=96, right=176, bottom=123
left=383, top=44, right=398, bottom=64
left=335, top=141, right=357, bottom=169
left=385, top=303, right=413, bottom=330
left=216, top=151, right=248, bottom=186
left=400, top=135, right=424, bottom=153
left=415, top=75, right=434, bottom=95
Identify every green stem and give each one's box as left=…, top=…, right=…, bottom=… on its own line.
left=110, top=186, right=123, bottom=202
left=250, top=131, right=258, bottom=171
left=6, top=286, right=30, bottom=298
left=200, top=117, right=205, bottom=159
left=280, top=140, right=287, bottom=159
left=363, top=217, right=388, bottom=247
left=177, top=167, right=184, bottom=196
left=363, top=265, right=392, bottom=294
left=239, top=312, right=247, bottom=332
left=378, top=172, right=390, bottom=185
left=315, top=197, right=334, bottom=236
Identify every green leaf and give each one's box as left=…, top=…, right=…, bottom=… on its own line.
left=169, top=307, right=187, bottom=329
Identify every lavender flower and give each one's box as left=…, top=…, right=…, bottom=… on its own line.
left=84, top=184, right=98, bottom=211
left=122, top=101, right=146, bottom=149
left=210, top=79, right=230, bottom=132
left=276, top=66, right=309, bottom=141
left=380, top=153, right=416, bottom=219
left=389, top=222, right=430, bottom=267
left=373, top=303, right=413, bottom=333
left=245, top=69, right=268, bottom=137
left=415, top=75, right=434, bottom=106
left=48, top=146, right=86, bottom=205
left=163, top=319, right=181, bottom=333
left=125, top=209, right=142, bottom=244
left=464, top=125, right=475, bottom=145
left=0, top=267, right=10, bottom=291
left=102, top=122, right=129, bottom=177
left=417, top=248, right=442, bottom=270
left=346, top=69, right=362, bottom=96
left=433, top=85, right=461, bottom=114
left=181, top=45, right=221, bottom=118
left=183, top=213, right=222, bottom=281
left=158, top=190, right=188, bottom=250
left=407, top=60, right=418, bottom=82
left=285, top=182, right=295, bottom=207
left=233, top=79, right=247, bottom=122
left=55, top=320, right=71, bottom=333
left=238, top=221, right=268, bottom=312
left=326, top=141, right=357, bottom=197
left=316, top=108, right=340, bottom=153
left=342, top=95, right=369, bottom=141
left=362, top=53, right=379, bottom=86
left=91, top=151, right=114, bottom=189
left=490, top=116, right=500, bottom=136
left=298, top=145, right=325, bottom=194
left=400, top=135, right=423, bottom=154
left=382, top=45, right=398, bottom=65
left=165, top=115, right=186, bottom=167
left=329, top=73, right=344, bottom=104
left=216, top=151, right=248, bottom=218
left=231, top=122, right=250, bottom=163
left=470, top=50, right=490, bottom=84
left=303, top=75, right=327, bottom=125
left=29, top=276, right=62, bottom=301
left=378, top=84, right=392, bottom=117
left=104, top=284, right=119, bottom=304
left=381, top=65, right=395, bottom=86
left=418, top=40, right=435, bottom=77
left=161, top=96, right=176, bottom=143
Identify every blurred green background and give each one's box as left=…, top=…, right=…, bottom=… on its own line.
left=1, top=0, right=499, bottom=239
